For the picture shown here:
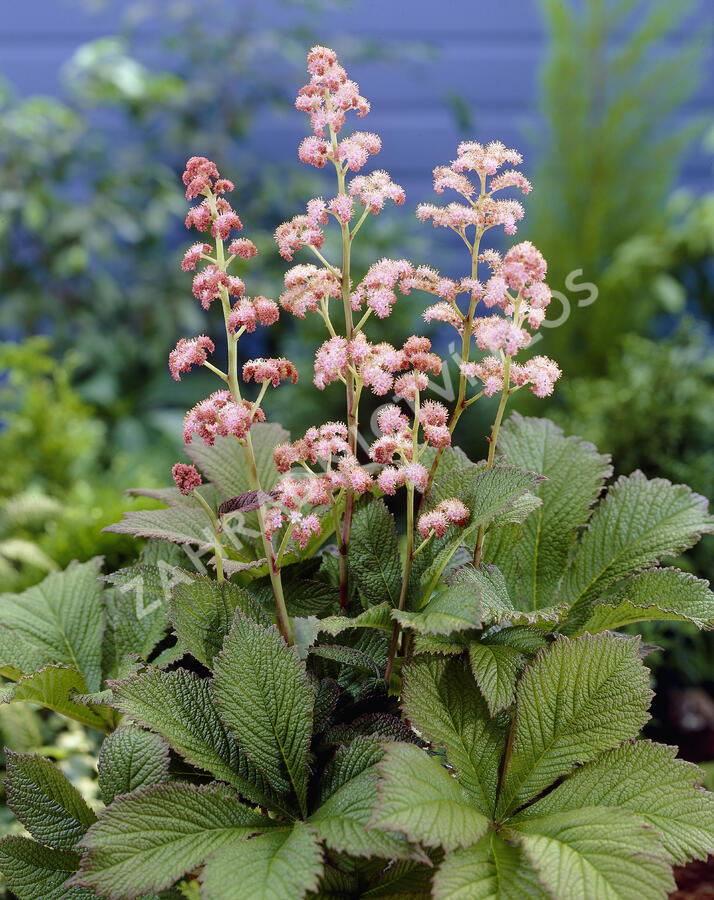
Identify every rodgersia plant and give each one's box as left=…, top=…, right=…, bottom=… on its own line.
left=1, top=47, right=714, bottom=900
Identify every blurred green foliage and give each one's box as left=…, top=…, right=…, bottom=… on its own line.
left=528, top=0, right=708, bottom=374
left=0, top=339, right=166, bottom=591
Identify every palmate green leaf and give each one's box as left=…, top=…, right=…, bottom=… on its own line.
left=432, top=832, right=547, bottom=900
left=468, top=643, right=524, bottom=715
left=212, top=612, right=314, bottom=817
left=4, top=751, right=96, bottom=851
left=361, top=859, right=435, bottom=898
left=72, top=782, right=270, bottom=900
left=169, top=574, right=269, bottom=667
left=1, top=665, right=114, bottom=732
left=495, top=415, right=612, bottom=611
left=349, top=498, right=402, bottom=608
left=513, top=740, right=714, bottom=865
left=0, top=837, right=92, bottom=900
left=561, top=472, right=714, bottom=631
left=497, top=633, right=652, bottom=818
left=318, top=736, right=383, bottom=805
left=200, top=822, right=323, bottom=900
left=511, top=807, right=675, bottom=900
left=97, top=726, right=170, bottom=805
left=401, top=656, right=505, bottom=816
left=575, top=567, right=714, bottom=634
left=114, top=668, right=283, bottom=813
left=0, top=559, right=104, bottom=692
left=372, top=743, right=489, bottom=851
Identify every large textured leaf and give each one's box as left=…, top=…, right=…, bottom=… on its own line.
left=114, top=668, right=283, bottom=813
left=513, top=740, right=714, bottom=865
left=497, top=633, right=652, bottom=818
left=317, top=603, right=393, bottom=637
left=575, top=568, right=714, bottom=634
left=309, top=763, right=418, bottom=861
left=0, top=559, right=104, bottom=692
left=349, top=498, right=402, bottom=607
left=393, top=582, right=483, bottom=636
left=185, top=423, right=288, bottom=497
left=468, top=642, right=524, bottom=715
left=401, top=655, right=505, bottom=816
left=496, top=415, right=612, bottom=610
left=103, top=486, right=221, bottom=553
left=97, top=727, right=170, bottom=805
left=562, top=472, right=714, bottom=629
left=0, top=837, right=89, bottom=900
left=361, top=859, right=435, bottom=899
left=72, top=782, right=269, bottom=899
left=1, top=665, right=114, bottom=732
left=201, top=822, right=323, bottom=900
left=511, top=807, right=674, bottom=899
left=4, top=751, right=96, bottom=851
left=169, top=574, right=269, bottom=667
left=372, top=743, right=489, bottom=851
left=432, top=832, right=547, bottom=900
left=212, top=613, right=314, bottom=817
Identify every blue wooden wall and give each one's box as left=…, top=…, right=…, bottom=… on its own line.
left=1, top=0, right=712, bottom=207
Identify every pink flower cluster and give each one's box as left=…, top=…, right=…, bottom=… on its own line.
left=349, top=170, right=405, bottom=213
left=171, top=462, right=202, bottom=495
left=416, top=141, right=532, bottom=237
left=243, top=358, right=299, bottom=387
left=461, top=355, right=561, bottom=399
left=227, top=296, right=280, bottom=334
left=267, top=423, right=373, bottom=549
left=296, top=46, right=370, bottom=137
left=351, top=258, right=413, bottom=319
left=480, top=242, right=551, bottom=329
left=192, top=266, right=245, bottom=310
left=275, top=208, right=326, bottom=261
left=368, top=400, right=450, bottom=496
left=280, top=265, right=341, bottom=318
left=169, top=335, right=215, bottom=382
left=183, top=391, right=266, bottom=445
left=417, top=498, right=470, bottom=539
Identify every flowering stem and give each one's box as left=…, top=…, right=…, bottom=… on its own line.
left=202, top=361, right=229, bottom=382
left=328, top=109, right=359, bottom=612
left=208, top=190, right=293, bottom=644
left=385, top=481, right=415, bottom=683
left=473, top=354, right=512, bottom=567
left=193, top=489, right=225, bottom=584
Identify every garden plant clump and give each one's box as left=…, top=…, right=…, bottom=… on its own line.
left=1, top=46, right=714, bottom=900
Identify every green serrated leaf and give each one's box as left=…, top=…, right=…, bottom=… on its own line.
left=318, top=737, right=383, bottom=805
left=309, top=762, right=420, bottom=862
left=468, top=643, right=524, bottom=715
left=97, top=727, right=170, bottom=805
left=432, top=832, right=547, bottom=899
left=394, top=582, right=482, bottom=636
left=310, top=643, right=383, bottom=676
left=4, top=751, right=96, bottom=851
left=0, top=559, right=104, bottom=692
left=511, top=806, right=675, bottom=899
left=200, top=822, right=323, bottom=900
left=372, top=743, right=489, bottom=851
left=575, top=567, right=714, bottom=634
left=361, top=859, right=436, bottom=898
left=1, top=665, right=114, bottom=732
left=0, top=836, right=89, bottom=900
left=562, top=472, right=714, bottom=630
left=497, top=633, right=652, bottom=818
left=513, top=740, right=714, bottom=865
left=401, top=655, right=505, bottom=815
left=114, top=668, right=283, bottom=812
left=317, top=602, right=393, bottom=636
left=72, top=782, right=270, bottom=899
left=349, top=498, right=403, bottom=608
left=496, top=415, right=612, bottom=611
left=169, top=574, right=269, bottom=667
left=212, top=613, right=314, bottom=817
